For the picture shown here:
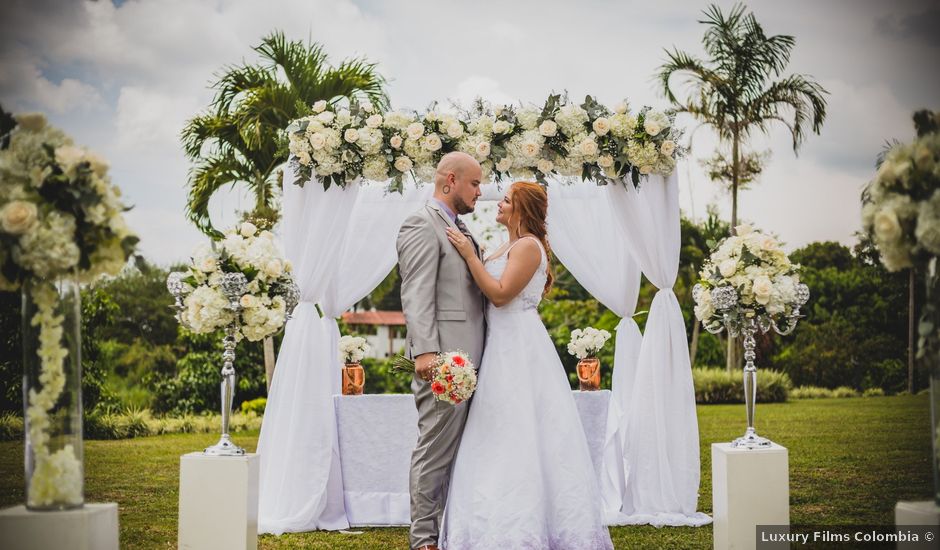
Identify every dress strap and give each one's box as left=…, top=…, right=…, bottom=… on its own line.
left=507, top=235, right=545, bottom=261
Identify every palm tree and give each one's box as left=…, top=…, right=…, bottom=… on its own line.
left=182, top=31, right=389, bottom=389
left=182, top=30, right=389, bottom=238
left=658, top=3, right=828, bottom=230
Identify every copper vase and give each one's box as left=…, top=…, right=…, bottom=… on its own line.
left=342, top=363, right=365, bottom=395
left=577, top=357, right=600, bottom=391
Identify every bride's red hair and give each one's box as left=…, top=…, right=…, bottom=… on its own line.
left=508, top=181, right=554, bottom=297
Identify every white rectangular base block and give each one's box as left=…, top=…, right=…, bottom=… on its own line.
left=0, top=502, right=119, bottom=550
left=712, top=442, right=789, bottom=550
left=179, top=452, right=259, bottom=550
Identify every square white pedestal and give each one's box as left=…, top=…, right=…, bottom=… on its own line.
left=179, top=452, right=260, bottom=550
left=0, top=502, right=119, bottom=550
left=712, top=442, right=789, bottom=550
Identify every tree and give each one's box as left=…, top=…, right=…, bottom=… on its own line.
left=181, top=30, right=389, bottom=237
left=658, top=3, right=828, bottom=230
left=182, top=31, right=389, bottom=389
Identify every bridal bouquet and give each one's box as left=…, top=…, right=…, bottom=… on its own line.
left=339, top=335, right=370, bottom=364
left=567, top=327, right=611, bottom=359
left=692, top=225, right=808, bottom=332
left=393, top=351, right=478, bottom=405
left=175, top=221, right=298, bottom=341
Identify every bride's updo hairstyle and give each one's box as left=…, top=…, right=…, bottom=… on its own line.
left=508, top=181, right=554, bottom=297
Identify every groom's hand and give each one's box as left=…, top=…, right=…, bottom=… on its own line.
left=415, top=353, right=437, bottom=382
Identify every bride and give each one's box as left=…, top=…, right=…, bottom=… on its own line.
left=440, top=181, right=613, bottom=549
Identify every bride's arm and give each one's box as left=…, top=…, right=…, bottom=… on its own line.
left=445, top=228, right=541, bottom=307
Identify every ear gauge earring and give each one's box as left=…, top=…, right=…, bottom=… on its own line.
left=442, top=185, right=451, bottom=194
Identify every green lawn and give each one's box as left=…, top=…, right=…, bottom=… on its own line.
left=0, top=395, right=932, bottom=549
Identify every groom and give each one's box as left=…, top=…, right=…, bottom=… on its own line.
left=397, top=151, right=486, bottom=550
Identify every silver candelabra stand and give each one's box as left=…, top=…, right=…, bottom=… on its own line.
left=693, top=283, right=810, bottom=449
left=167, top=271, right=300, bottom=456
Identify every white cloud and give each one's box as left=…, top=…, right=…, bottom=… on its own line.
left=115, top=86, right=199, bottom=154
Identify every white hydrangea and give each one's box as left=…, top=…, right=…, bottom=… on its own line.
left=554, top=104, right=589, bottom=137
left=567, top=326, right=612, bottom=360
left=339, top=335, right=370, bottom=363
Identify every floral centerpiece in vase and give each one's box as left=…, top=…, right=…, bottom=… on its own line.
left=861, top=109, right=940, bottom=503
left=0, top=113, right=138, bottom=509
left=338, top=335, right=370, bottom=395
left=693, top=225, right=809, bottom=448
left=167, top=222, right=299, bottom=455
left=567, top=327, right=611, bottom=391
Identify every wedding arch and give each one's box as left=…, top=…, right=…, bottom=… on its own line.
left=256, top=95, right=711, bottom=534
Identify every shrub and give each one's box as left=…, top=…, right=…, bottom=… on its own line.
left=791, top=386, right=835, bottom=399
left=0, top=412, right=23, bottom=441
left=862, top=387, right=886, bottom=397
left=832, top=386, right=860, bottom=398
left=241, top=397, right=267, bottom=415
left=692, top=368, right=791, bottom=404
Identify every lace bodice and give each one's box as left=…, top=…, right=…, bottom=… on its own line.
left=484, top=237, right=547, bottom=312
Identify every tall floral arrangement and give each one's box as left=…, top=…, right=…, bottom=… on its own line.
left=286, top=94, right=685, bottom=193
left=174, top=221, right=298, bottom=342
left=0, top=112, right=138, bottom=507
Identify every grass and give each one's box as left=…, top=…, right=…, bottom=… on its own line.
left=0, top=395, right=931, bottom=549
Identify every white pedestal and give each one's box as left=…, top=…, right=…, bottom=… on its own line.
left=712, top=442, right=789, bottom=550
left=0, top=502, right=119, bottom=550
left=179, top=452, right=260, bottom=550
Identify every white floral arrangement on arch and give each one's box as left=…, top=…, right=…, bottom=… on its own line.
left=0, top=112, right=138, bottom=507
left=286, top=94, right=685, bottom=193
left=567, top=326, right=612, bottom=360
left=861, top=112, right=940, bottom=272
left=692, top=225, right=807, bottom=332
left=339, top=335, right=370, bottom=364
left=176, top=222, right=297, bottom=342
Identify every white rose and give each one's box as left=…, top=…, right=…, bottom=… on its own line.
left=522, top=140, right=540, bottom=158
left=317, top=111, right=335, bottom=124
left=614, top=102, right=628, bottom=115
left=312, top=100, right=328, bottom=113
left=873, top=209, right=902, bottom=241
left=344, top=128, right=360, bottom=143
left=752, top=276, right=773, bottom=304
left=660, top=140, right=676, bottom=156
left=639, top=163, right=652, bottom=175
left=496, top=157, right=513, bottom=172
left=423, top=133, right=443, bottom=151
left=719, top=259, right=738, bottom=278
left=760, top=235, right=778, bottom=251
left=592, top=117, right=611, bottom=136
left=446, top=122, right=464, bottom=139
left=264, top=259, right=283, bottom=278
left=394, top=156, right=414, bottom=172
left=493, top=120, right=511, bottom=134
left=406, top=122, right=425, bottom=140
left=735, top=224, right=753, bottom=236
left=597, top=155, right=614, bottom=168
left=366, top=114, right=383, bottom=128
left=644, top=119, right=662, bottom=137
left=54, top=145, right=84, bottom=170
left=537, top=158, right=554, bottom=173
left=539, top=120, right=558, bottom=137
left=309, top=133, right=326, bottom=150
left=390, top=134, right=403, bottom=149
left=475, top=141, right=491, bottom=158
left=0, top=200, right=38, bottom=234
left=361, top=102, right=374, bottom=113
left=199, top=256, right=217, bottom=273
left=240, top=222, right=257, bottom=237
left=579, top=138, right=598, bottom=156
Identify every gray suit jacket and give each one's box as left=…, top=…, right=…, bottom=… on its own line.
left=396, top=201, right=486, bottom=367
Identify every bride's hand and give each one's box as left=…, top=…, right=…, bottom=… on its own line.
left=446, top=227, right=475, bottom=260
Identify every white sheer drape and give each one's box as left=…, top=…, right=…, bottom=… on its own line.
left=544, top=181, right=643, bottom=522
left=605, top=171, right=711, bottom=526
left=258, top=173, right=432, bottom=534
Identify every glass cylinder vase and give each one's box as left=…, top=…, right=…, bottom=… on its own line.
left=21, top=277, right=84, bottom=510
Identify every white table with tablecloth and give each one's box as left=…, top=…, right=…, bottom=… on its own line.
left=333, top=391, right=612, bottom=526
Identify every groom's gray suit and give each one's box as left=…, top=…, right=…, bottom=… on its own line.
left=397, top=200, right=486, bottom=549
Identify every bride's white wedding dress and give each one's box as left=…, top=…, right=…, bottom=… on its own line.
left=440, top=237, right=613, bottom=550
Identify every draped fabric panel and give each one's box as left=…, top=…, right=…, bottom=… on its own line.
left=605, top=172, right=711, bottom=526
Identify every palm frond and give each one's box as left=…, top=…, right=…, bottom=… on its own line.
left=746, top=74, right=828, bottom=151
left=186, top=152, right=254, bottom=237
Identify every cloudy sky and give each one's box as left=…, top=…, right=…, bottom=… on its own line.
left=2, top=0, right=938, bottom=264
